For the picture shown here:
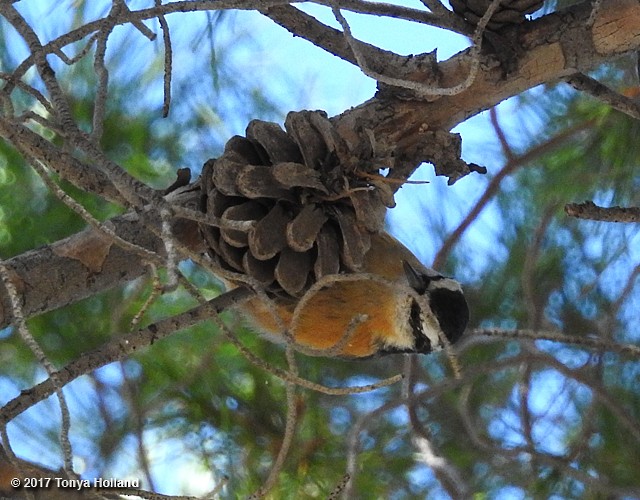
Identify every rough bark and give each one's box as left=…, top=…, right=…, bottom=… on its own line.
left=334, top=1, right=640, bottom=159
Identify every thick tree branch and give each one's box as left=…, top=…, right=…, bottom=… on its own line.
left=0, top=211, right=163, bottom=330
left=258, top=4, right=436, bottom=76
left=334, top=0, right=640, bottom=164
left=314, top=0, right=468, bottom=33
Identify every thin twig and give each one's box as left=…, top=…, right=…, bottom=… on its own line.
left=205, top=475, right=229, bottom=498
left=0, top=288, right=251, bottom=424
left=565, top=201, right=640, bottom=223
left=328, top=473, right=351, bottom=499
left=250, top=346, right=299, bottom=497
left=172, top=205, right=256, bottom=231
left=441, top=0, right=500, bottom=95
left=92, top=3, right=116, bottom=143
left=612, top=263, right=640, bottom=312
left=565, top=73, right=640, bottom=120
left=57, top=33, right=100, bottom=65
left=489, top=106, right=515, bottom=161
left=521, top=205, right=557, bottom=329
left=413, top=436, right=468, bottom=496
left=114, top=0, right=157, bottom=40
left=0, top=259, right=76, bottom=477
left=212, top=306, right=404, bottom=395
left=518, top=364, right=535, bottom=456
left=433, top=119, right=595, bottom=269
left=118, top=361, right=158, bottom=492
left=476, top=328, right=640, bottom=357
left=16, top=110, right=64, bottom=135
left=0, top=72, right=55, bottom=115
left=288, top=273, right=372, bottom=357
left=160, top=208, right=179, bottom=289
left=155, top=0, right=173, bottom=117
left=129, top=264, right=163, bottom=329
left=586, top=0, right=602, bottom=27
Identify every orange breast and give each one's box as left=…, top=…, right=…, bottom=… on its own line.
left=242, top=280, right=399, bottom=357
left=235, top=232, right=423, bottom=357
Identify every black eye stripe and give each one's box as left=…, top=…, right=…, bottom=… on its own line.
left=409, top=300, right=431, bottom=353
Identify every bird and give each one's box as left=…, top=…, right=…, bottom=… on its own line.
left=199, top=113, right=470, bottom=359
left=232, top=232, right=469, bottom=359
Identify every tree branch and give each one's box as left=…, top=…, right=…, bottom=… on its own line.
left=258, top=4, right=408, bottom=71
left=0, top=288, right=251, bottom=424
left=334, top=0, right=640, bottom=154
left=565, top=72, right=640, bottom=120
left=0, top=211, right=166, bottom=330
left=313, top=0, right=468, bottom=33
left=477, top=328, right=640, bottom=358
left=565, top=200, right=640, bottom=223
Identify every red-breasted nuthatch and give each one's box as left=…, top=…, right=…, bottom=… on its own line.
left=235, top=232, right=469, bottom=358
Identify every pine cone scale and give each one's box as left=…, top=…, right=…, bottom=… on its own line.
left=275, top=247, right=312, bottom=296
left=248, top=203, right=291, bottom=260
left=286, top=204, right=328, bottom=252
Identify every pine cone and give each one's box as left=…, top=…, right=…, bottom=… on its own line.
left=450, top=0, right=544, bottom=31
left=199, top=110, right=394, bottom=297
